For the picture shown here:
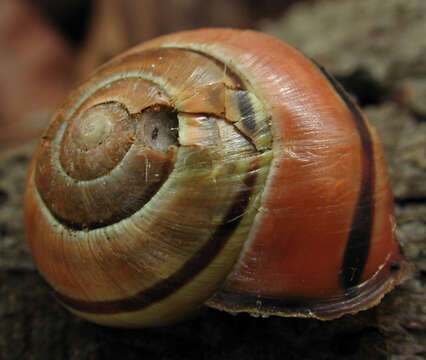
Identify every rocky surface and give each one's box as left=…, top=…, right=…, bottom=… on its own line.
left=0, top=0, right=425, bottom=358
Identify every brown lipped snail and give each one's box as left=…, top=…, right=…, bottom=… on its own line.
left=24, top=29, right=409, bottom=327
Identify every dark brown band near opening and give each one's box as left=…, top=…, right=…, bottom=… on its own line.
left=312, top=61, right=375, bottom=290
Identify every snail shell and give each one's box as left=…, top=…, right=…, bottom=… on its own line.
left=24, top=29, right=409, bottom=327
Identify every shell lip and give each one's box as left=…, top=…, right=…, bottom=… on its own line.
left=206, top=256, right=413, bottom=320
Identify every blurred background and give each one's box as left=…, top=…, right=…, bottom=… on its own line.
left=1, top=0, right=424, bottom=148
left=0, top=0, right=424, bottom=359
left=0, top=0, right=314, bottom=147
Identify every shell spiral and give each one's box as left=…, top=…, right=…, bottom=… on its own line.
left=24, top=29, right=409, bottom=327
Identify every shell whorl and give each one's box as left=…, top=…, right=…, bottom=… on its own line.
left=26, top=44, right=273, bottom=326
left=25, top=29, right=409, bottom=327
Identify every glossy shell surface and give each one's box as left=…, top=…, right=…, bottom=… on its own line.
left=24, top=29, right=409, bottom=327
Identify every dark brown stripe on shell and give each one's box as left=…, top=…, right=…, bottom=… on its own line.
left=178, top=48, right=260, bottom=144
left=39, top=106, right=179, bottom=231
left=312, top=61, right=375, bottom=290
left=180, top=48, right=246, bottom=90
left=43, top=49, right=251, bottom=231
left=53, top=163, right=259, bottom=314
left=208, top=266, right=400, bottom=320
left=49, top=165, right=172, bottom=231
left=237, top=91, right=257, bottom=134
